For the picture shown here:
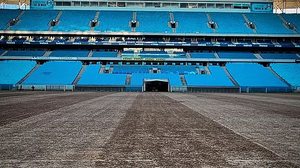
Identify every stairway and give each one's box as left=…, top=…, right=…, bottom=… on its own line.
left=72, top=65, right=87, bottom=85
left=242, top=14, right=257, bottom=34
left=222, top=66, right=240, bottom=87
left=17, top=64, right=40, bottom=85
left=125, top=74, right=132, bottom=85
left=49, top=11, right=62, bottom=31
left=6, top=10, right=24, bottom=30
left=267, top=66, right=292, bottom=87
left=180, top=75, right=187, bottom=86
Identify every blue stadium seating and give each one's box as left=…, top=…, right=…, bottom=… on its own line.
left=0, top=60, right=36, bottom=84
left=283, top=14, right=300, bottom=31
left=174, top=12, right=212, bottom=34
left=78, top=65, right=126, bottom=86
left=260, top=53, right=299, bottom=59
left=184, top=66, right=234, bottom=87
left=159, top=66, right=197, bottom=74
left=226, top=63, right=288, bottom=87
left=190, top=52, right=215, bottom=58
left=139, top=51, right=170, bottom=58
left=52, top=10, right=96, bottom=31
left=93, top=51, right=118, bottom=57
left=136, top=11, right=171, bottom=33
left=113, top=65, right=150, bottom=74
left=218, top=51, right=257, bottom=59
left=131, top=73, right=182, bottom=87
left=0, top=9, right=20, bottom=30
left=4, top=50, right=45, bottom=57
left=49, top=50, right=89, bottom=57
left=246, top=13, right=293, bottom=34
left=11, top=10, right=58, bottom=31
left=271, top=63, right=300, bottom=87
left=95, top=11, right=132, bottom=32
left=23, top=61, right=81, bottom=85
left=209, top=13, right=253, bottom=34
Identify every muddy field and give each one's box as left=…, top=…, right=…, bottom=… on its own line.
left=0, top=91, right=299, bottom=167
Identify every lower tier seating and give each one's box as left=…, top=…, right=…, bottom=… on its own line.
left=271, top=63, right=300, bottom=87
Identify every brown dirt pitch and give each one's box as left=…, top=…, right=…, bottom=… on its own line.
left=0, top=91, right=299, bottom=167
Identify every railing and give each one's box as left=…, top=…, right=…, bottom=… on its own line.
left=17, top=85, right=75, bottom=91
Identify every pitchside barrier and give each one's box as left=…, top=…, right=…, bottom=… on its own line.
left=17, top=85, right=75, bottom=91
left=240, top=87, right=292, bottom=93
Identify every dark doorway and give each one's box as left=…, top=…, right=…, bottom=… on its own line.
left=145, top=81, right=169, bottom=92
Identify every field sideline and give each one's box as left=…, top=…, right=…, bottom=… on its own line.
left=0, top=91, right=299, bottom=167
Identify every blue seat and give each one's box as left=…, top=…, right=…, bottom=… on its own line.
left=260, top=53, right=299, bottom=59
left=0, top=60, right=36, bottom=84
left=185, top=66, right=234, bottom=87
left=136, top=11, right=171, bottom=33
left=218, top=51, right=257, bottom=59
left=78, top=65, right=127, bottom=86
left=226, top=63, right=288, bottom=87
left=49, top=50, right=89, bottom=57
left=190, top=52, right=215, bottom=58
left=271, top=63, right=300, bottom=87
left=0, top=9, right=20, bottom=30
left=95, top=11, right=132, bottom=32
left=11, top=10, right=58, bottom=31
left=93, top=51, right=118, bottom=57
left=4, top=50, right=45, bottom=57
left=52, top=10, right=96, bottom=31
left=23, top=61, right=82, bottom=85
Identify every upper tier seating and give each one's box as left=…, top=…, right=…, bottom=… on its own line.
left=78, top=65, right=127, bottom=86
left=174, top=12, right=212, bottom=33
left=190, top=52, right=216, bottom=58
left=136, top=11, right=171, bottom=33
left=92, top=51, right=118, bottom=57
left=23, top=61, right=81, bottom=85
left=130, top=73, right=182, bottom=87
left=3, top=50, right=45, bottom=57
left=260, top=53, right=299, bottom=59
left=209, top=13, right=253, bottom=34
left=271, top=63, right=300, bottom=87
left=0, top=60, right=36, bottom=85
left=226, top=63, right=288, bottom=87
left=113, top=65, right=150, bottom=74
left=52, top=10, right=96, bottom=31
left=159, top=66, right=197, bottom=74
left=184, top=66, right=234, bottom=87
left=95, top=11, right=132, bottom=32
left=11, top=10, right=58, bottom=31
left=49, top=50, right=89, bottom=57
left=0, top=10, right=20, bottom=30
left=217, top=51, right=257, bottom=59
left=283, top=14, right=300, bottom=31
left=245, top=13, right=293, bottom=34
left=139, top=51, right=170, bottom=58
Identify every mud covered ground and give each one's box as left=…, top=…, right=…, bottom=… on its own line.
left=0, top=91, right=299, bottom=167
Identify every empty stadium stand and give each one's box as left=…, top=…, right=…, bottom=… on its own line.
left=10, top=10, right=58, bottom=31
left=226, top=63, right=289, bottom=92
left=92, top=51, right=118, bottom=57
left=217, top=51, right=257, bottom=59
left=52, top=10, right=96, bottom=31
left=22, top=61, right=81, bottom=85
left=95, top=11, right=132, bottom=32
left=184, top=66, right=234, bottom=87
left=49, top=50, right=89, bottom=57
left=3, top=50, right=45, bottom=57
left=136, top=11, right=171, bottom=33
left=260, top=53, right=299, bottom=59
left=271, top=63, right=300, bottom=88
left=0, top=60, right=36, bottom=85
left=0, top=9, right=20, bottom=30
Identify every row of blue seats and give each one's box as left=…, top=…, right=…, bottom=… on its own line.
left=1, top=61, right=299, bottom=89
left=1, top=9, right=299, bottom=34
left=1, top=50, right=299, bottom=59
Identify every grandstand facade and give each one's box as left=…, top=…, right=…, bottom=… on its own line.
left=0, top=0, right=299, bottom=92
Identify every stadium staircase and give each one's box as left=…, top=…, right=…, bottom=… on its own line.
left=91, top=11, right=100, bottom=32
left=132, top=12, right=137, bottom=32
left=49, top=11, right=62, bottom=31
left=206, top=13, right=216, bottom=33
left=72, top=64, right=87, bottom=85
left=267, top=66, right=292, bottom=87
left=125, top=74, right=132, bottom=86
left=43, top=50, right=52, bottom=57
left=213, top=52, right=220, bottom=58
left=254, top=53, right=263, bottom=59
left=222, top=66, right=240, bottom=87
left=0, top=51, right=8, bottom=56
left=6, top=11, right=24, bottom=30
left=179, top=75, right=187, bottom=86
left=16, top=64, right=40, bottom=85
left=242, top=14, right=257, bottom=34
left=87, top=50, right=93, bottom=57
left=277, top=15, right=298, bottom=34
left=169, top=12, right=176, bottom=33
left=296, top=54, right=300, bottom=58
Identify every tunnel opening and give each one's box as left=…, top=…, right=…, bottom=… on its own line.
left=144, top=80, right=169, bottom=92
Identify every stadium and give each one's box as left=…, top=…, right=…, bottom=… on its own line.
left=0, top=0, right=300, bottom=167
